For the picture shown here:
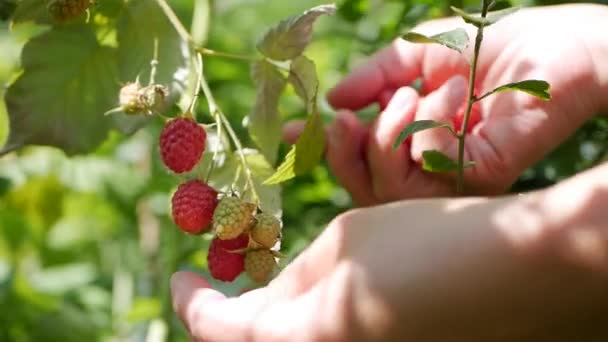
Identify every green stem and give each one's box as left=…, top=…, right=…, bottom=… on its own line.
left=155, top=0, right=260, bottom=202
left=197, top=53, right=260, bottom=204
left=156, top=0, right=257, bottom=64
left=197, top=47, right=258, bottom=62
left=456, top=0, right=490, bottom=194
left=154, top=0, right=193, bottom=45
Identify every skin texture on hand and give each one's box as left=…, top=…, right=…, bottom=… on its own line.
left=171, top=162, right=608, bottom=342
left=284, top=4, right=608, bottom=206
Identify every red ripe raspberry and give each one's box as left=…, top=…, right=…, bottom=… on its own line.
left=171, top=180, right=218, bottom=234
left=159, top=117, right=206, bottom=173
left=207, top=234, right=250, bottom=282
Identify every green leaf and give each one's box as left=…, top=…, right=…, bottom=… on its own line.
left=338, top=0, right=369, bottom=22
left=0, top=95, right=8, bottom=150
left=484, top=80, right=551, bottom=101
left=486, top=6, right=520, bottom=24
left=243, top=151, right=282, bottom=216
left=117, top=0, right=189, bottom=122
left=403, top=28, right=469, bottom=54
left=265, top=111, right=325, bottom=184
left=196, top=132, right=282, bottom=216
left=257, top=4, right=336, bottom=61
left=393, top=120, right=454, bottom=150
left=451, top=6, right=519, bottom=27
left=422, top=150, right=458, bottom=172
left=0, top=0, right=17, bottom=21
left=10, top=0, right=53, bottom=25
left=250, top=59, right=287, bottom=165
left=288, top=55, right=319, bottom=114
left=3, top=25, right=121, bottom=154
left=127, top=298, right=161, bottom=322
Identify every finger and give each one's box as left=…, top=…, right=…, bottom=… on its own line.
left=367, top=87, right=419, bottom=201
left=326, top=110, right=376, bottom=206
left=411, top=76, right=467, bottom=163
left=378, top=88, right=398, bottom=111
left=171, top=271, right=273, bottom=341
left=254, top=263, right=357, bottom=341
left=282, top=120, right=306, bottom=145
left=327, top=39, right=425, bottom=111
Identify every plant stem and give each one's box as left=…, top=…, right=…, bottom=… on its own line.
left=197, top=53, right=260, bottom=204
left=154, top=0, right=193, bottom=45
left=197, top=47, right=258, bottom=62
left=456, top=0, right=490, bottom=194
left=155, top=0, right=260, bottom=202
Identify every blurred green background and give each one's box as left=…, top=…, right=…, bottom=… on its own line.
left=1, top=0, right=607, bottom=341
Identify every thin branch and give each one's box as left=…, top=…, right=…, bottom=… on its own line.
left=456, top=0, right=490, bottom=193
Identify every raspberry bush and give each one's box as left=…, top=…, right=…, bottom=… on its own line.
left=2, top=0, right=602, bottom=340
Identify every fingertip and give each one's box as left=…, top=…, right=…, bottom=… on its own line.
left=282, top=120, right=306, bottom=144
left=171, top=271, right=224, bottom=325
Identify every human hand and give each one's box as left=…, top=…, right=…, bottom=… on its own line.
left=286, top=4, right=608, bottom=206
left=171, top=163, right=608, bottom=341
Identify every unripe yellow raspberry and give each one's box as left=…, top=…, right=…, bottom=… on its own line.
left=212, top=197, right=255, bottom=240
left=245, top=249, right=276, bottom=283
left=251, top=213, right=281, bottom=248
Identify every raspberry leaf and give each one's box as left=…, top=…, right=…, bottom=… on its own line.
left=0, top=0, right=17, bottom=21
left=0, top=95, right=7, bottom=150
left=451, top=6, right=519, bottom=27
left=288, top=55, right=318, bottom=115
left=393, top=120, right=455, bottom=150
left=403, top=28, right=469, bottom=54
left=10, top=0, right=53, bottom=25
left=250, top=60, right=286, bottom=165
left=117, top=0, right=189, bottom=124
left=3, top=25, right=120, bottom=154
left=256, top=4, right=336, bottom=61
left=479, top=80, right=551, bottom=101
left=422, top=150, right=475, bottom=172
left=265, top=111, right=325, bottom=185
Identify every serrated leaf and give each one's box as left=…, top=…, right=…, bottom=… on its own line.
left=117, top=0, right=189, bottom=129
left=0, top=0, right=17, bottom=21
left=10, top=0, right=53, bottom=25
left=393, top=120, right=454, bottom=150
left=338, top=0, right=369, bottom=22
left=257, top=4, right=336, bottom=61
left=484, top=80, right=551, bottom=101
left=486, top=6, right=520, bottom=24
left=265, top=111, right=325, bottom=184
left=288, top=55, right=318, bottom=114
left=451, top=6, right=519, bottom=27
left=0, top=95, right=8, bottom=150
left=243, top=151, right=282, bottom=216
left=403, top=28, right=469, bottom=54
left=250, top=59, right=287, bottom=165
left=422, top=150, right=458, bottom=172
left=3, top=25, right=122, bottom=154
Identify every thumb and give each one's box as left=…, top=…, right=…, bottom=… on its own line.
left=411, top=76, right=467, bottom=163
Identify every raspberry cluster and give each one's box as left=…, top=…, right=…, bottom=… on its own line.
left=159, top=117, right=281, bottom=284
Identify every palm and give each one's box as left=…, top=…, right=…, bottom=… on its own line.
left=325, top=4, right=608, bottom=204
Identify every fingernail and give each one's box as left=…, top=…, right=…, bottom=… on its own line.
left=384, top=87, right=416, bottom=115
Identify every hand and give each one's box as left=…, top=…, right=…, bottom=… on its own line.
left=286, top=4, right=608, bottom=206
left=171, top=163, right=608, bottom=341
